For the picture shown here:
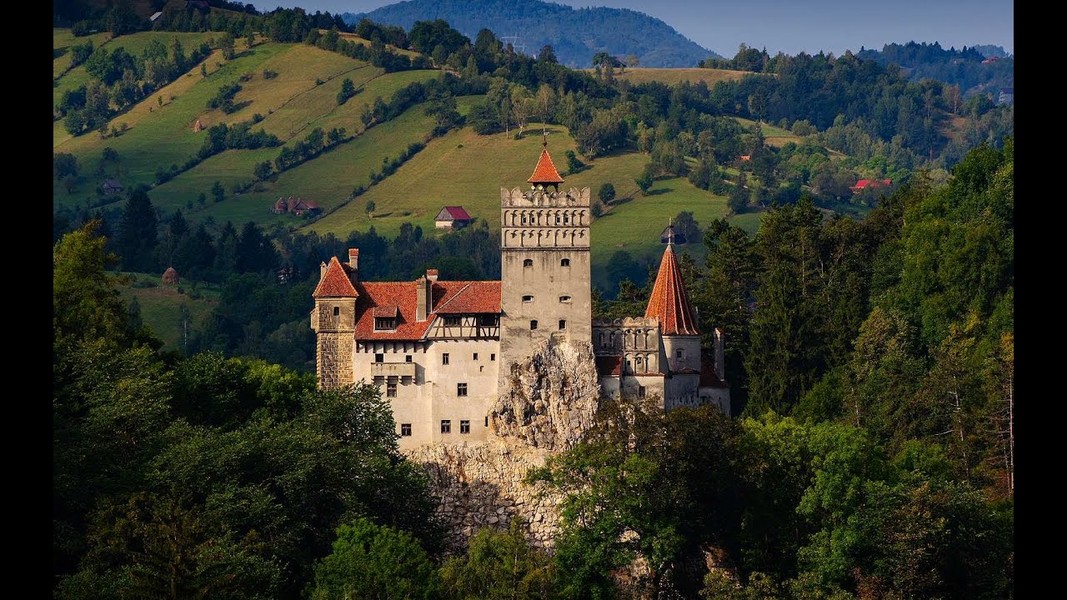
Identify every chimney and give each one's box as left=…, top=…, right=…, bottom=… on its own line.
left=415, top=269, right=437, bottom=321
left=415, top=274, right=432, bottom=322
left=348, top=248, right=360, bottom=282
left=319, top=261, right=327, bottom=278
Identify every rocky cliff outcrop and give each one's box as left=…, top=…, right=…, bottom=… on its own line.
left=407, top=340, right=599, bottom=552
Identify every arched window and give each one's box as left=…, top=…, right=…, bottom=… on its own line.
left=523, top=258, right=533, bottom=267
left=561, top=258, right=570, bottom=267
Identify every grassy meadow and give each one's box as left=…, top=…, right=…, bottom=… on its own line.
left=118, top=273, right=221, bottom=353
left=588, top=67, right=750, bottom=88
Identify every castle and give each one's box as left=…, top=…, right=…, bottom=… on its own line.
left=311, top=143, right=729, bottom=449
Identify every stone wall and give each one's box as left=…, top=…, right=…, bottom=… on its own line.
left=406, top=340, right=600, bottom=552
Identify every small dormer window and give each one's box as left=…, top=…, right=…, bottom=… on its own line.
left=374, top=317, right=396, bottom=331
left=523, top=258, right=533, bottom=267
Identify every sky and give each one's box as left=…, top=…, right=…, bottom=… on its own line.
left=251, top=1, right=1013, bottom=58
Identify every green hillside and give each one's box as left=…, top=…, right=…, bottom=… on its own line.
left=54, top=30, right=765, bottom=282
left=118, top=273, right=220, bottom=353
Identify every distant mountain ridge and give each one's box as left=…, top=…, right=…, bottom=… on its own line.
left=341, top=0, right=722, bottom=68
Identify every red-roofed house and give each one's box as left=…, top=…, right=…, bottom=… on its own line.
left=272, top=196, right=322, bottom=217
left=312, top=143, right=730, bottom=449
left=434, top=206, right=473, bottom=229
left=850, top=178, right=892, bottom=192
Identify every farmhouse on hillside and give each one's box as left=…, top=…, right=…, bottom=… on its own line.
left=272, top=196, right=321, bottom=217
left=434, top=206, right=474, bottom=230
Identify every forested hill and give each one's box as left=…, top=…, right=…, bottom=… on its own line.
left=342, top=0, right=720, bottom=68
left=856, top=41, right=1014, bottom=98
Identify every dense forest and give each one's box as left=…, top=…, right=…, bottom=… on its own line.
left=54, top=5, right=1012, bottom=597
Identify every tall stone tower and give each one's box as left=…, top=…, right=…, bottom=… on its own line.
left=310, top=250, right=359, bottom=389
left=499, top=141, right=592, bottom=386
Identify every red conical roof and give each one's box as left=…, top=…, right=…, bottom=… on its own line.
left=527, top=147, right=564, bottom=184
left=645, top=244, right=699, bottom=335
left=313, top=256, right=358, bottom=298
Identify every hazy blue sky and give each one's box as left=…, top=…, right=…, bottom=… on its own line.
left=251, top=1, right=1014, bottom=58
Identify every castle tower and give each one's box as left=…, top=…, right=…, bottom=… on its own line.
left=645, top=234, right=701, bottom=375
left=499, top=141, right=592, bottom=385
left=310, top=251, right=360, bottom=389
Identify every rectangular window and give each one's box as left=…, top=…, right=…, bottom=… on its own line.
left=638, top=385, right=646, bottom=398
left=473, top=352, right=479, bottom=360
left=460, top=420, right=470, bottom=434
left=559, top=319, right=566, bottom=330
left=374, top=317, right=396, bottom=330
left=485, top=416, right=489, bottom=427
left=442, top=353, right=449, bottom=365
left=405, top=355, right=412, bottom=363
left=490, top=353, right=496, bottom=361
left=374, top=353, right=384, bottom=363
left=478, top=314, right=499, bottom=327
left=444, top=315, right=462, bottom=327
left=400, top=423, right=412, bottom=436
left=386, top=382, right=397, bottom=397
left=441, top=420, right=451, bottom=434
left=676, top=348, right=684, bottom=359
left=530, top=320, right=538, bottom=330
left=457, top=383, right=468, bottom=396
left=333, top=306, right=340, bottom=316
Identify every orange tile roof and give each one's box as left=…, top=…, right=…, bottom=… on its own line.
left=372, top=305, right=399, bottom=318
left=313, top=256, right=358, bottom=298
left=644, top=244, right=699, bottom=336
left=433, top=281, right=502, bottom=314
left=527, top=148, right=564, bottom=184
left=353, top=280, right=502, bottom=340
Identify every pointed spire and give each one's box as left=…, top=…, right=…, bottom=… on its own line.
left=644, top=244, right=699, bottom=336
left=527, top=140, right=564, bottom=186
